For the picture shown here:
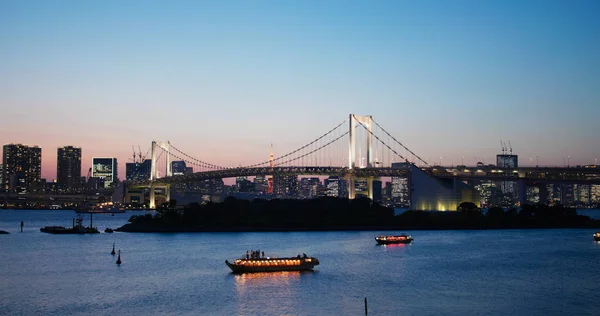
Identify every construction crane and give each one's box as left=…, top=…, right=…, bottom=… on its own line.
left=508, top=140, right=513, bottom=155
left=500, top=141, right=506, bottom=154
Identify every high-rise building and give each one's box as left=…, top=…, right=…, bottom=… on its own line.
left=391, top=162, right=410, bottom=206
left=324, top=176, right=342, bottom=197
left=171, top=161, right=187, bottom=175
left=2, top=144, right=42, bottom=193
left=372, top=180, right=382, bottom=203
left=92, top=157, right=118, bottom=188
left=496, top=154, right=518, bottom=206
left=236, top=176, right=254, bottom=193
left=254, top=175, right=268, bottom=194
left=273, top=174, right=298, bottom=198
left=126, top=159, right=151, bottom=181
left=57, top=146, right=81, bottom=191
left=299, top=177, right=321, bottom=199
left=0, top=164, right=3, bottom=191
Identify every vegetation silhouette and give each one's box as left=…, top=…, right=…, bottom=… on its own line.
left=117, top=197, right=600, bottom=232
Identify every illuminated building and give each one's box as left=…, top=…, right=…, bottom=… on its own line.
left=236, top=176, right=254, bottom=193
left=409, top=165, right=479, bottom=211
left=391, top=162, right=410, bottom=206
left=592, top=185, right=600, bottom=204
left=324, top=176, right=342, bottom=197
left=496, top=154, right=518, bottom=206
left=125, top=159, right=151, bottom=181
left=254, top=175, right=267, bottom=194
left=2, top=144, right=42, bottom=193
left=57, top=146, right=81, bottom=191
left=92, top=157, right=118, bottom=188
left=171, top=161, right=187, bottom=175
left=299, top=177, right=321, bottom=199
left=273, top=174, right=298, bottom=198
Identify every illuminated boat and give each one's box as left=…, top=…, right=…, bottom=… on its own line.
left=594, top=232, right=600, bottom=241
left=225, top=254, right=319, bottom=273
left=76, top=202, right=126, bottom=214
left=375, top=234, right=413, bottom=245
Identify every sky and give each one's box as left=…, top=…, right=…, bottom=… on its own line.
left=1, top=0, right=599, bottom=181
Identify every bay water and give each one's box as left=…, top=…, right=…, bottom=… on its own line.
left=1, top=209, right=599, bottom=315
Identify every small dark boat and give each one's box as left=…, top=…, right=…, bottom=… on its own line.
left=105, top=228, right=114, bottom=233
left=594, top=232, right=600, bottom=241
left=375, top=234, right=413, bottom=245
left=225, top=253, right=319, bottom=273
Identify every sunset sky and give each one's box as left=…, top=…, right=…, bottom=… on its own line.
left=1, top=0, right=599, bottom=181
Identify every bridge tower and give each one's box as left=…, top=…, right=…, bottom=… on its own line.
left=348, top=114, right=374, bottom=199
left=149, top=141, right=172, bottom=209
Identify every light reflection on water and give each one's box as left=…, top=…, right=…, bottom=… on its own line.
left=233, top=271, right=305, bottom=315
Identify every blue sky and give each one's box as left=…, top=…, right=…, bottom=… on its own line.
left=1, top=0, right=599, bottom=179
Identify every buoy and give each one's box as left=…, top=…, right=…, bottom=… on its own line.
left=116, top=250, right=121, bottom=265
left=111, top=243, right=116, bottom=255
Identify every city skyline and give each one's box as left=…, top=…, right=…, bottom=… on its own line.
left=2, top=1, right=599, bottom=181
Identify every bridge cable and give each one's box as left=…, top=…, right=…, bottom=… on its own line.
left=370, top=117, right=430, bottom=166
left=242, top=119, right=348, bottom=168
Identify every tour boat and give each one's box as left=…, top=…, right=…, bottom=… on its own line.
left=375, top=234, right=413, bottom=245
left=594, top=232, right=600, bottom=241
left=225, top=253, right=319, bottom=273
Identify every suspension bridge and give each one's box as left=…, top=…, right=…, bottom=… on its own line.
left=127, top=114, right=600, bottom=209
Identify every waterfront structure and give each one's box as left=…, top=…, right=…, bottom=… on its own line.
left=410, top=165, right=479, bottom=211
left=2, top=144, right=42, bottom=193
left=57, top=146, right=81, bottom=191
left=92, top=157, right=118, bottom=188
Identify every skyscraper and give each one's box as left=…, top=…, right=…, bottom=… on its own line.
left=2, top=144, right=42, bottom=193
left=171, top=161, right=187, bottom=175
left=125, top=159, right=151, bottom=181
left=57, top=146, right=82, bottom=191
left=391, top=162, right=410, bottom=206
left=92, top=157, right=118, bottom=188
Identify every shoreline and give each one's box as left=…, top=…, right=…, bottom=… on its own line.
left=116, top=222, right=600, bottom=233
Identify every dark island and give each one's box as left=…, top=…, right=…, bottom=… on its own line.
left=116, top=197, right=600, bottom=232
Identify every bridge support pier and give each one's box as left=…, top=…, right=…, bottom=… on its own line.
left=148, top=184, right=171, bottom=209
left=149, top=184, right=156, bottom=209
